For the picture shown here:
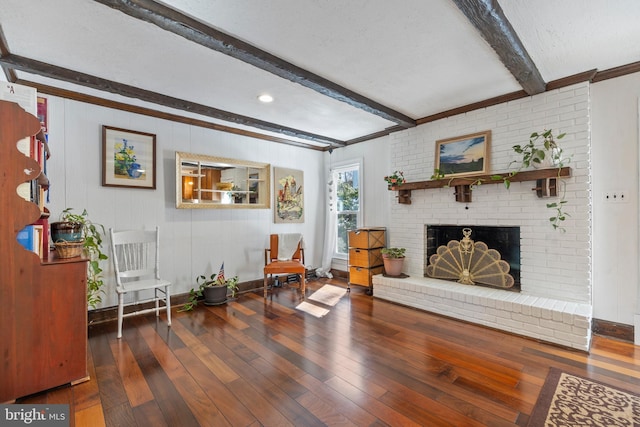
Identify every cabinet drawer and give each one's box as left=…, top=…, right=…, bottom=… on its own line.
left=349, top=265, right=384, bottom=286
left=349, top=248, right=383, bottom=267
left=348, top=228, right=385, bottom=249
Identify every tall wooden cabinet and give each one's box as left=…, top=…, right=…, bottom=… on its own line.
left=0, top=100, right=89, bottom=402
left=348, top=227, right=386, bottom=295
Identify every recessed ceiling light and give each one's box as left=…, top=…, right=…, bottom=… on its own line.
left=258, top=94, right=274, bottom=103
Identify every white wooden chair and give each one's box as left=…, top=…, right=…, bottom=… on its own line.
left=109, top=227, right=171, bottom=338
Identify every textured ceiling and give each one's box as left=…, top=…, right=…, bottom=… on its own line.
left=1, top=0, right=639, bottom=150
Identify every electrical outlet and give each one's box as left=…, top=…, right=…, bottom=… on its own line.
left=603, top=191, right=629, bottom=203
left=618, top=191, right=628, bottom=203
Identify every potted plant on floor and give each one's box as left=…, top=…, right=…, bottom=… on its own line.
left=381, top=247, right=406, bottom=277
left=180, top=263, right=239, bottom=311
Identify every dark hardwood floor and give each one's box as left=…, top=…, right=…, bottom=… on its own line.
left=17, top=277, right=640, bottom=426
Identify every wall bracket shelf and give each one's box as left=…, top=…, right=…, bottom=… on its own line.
left=388, top=167, right=571, bottom=204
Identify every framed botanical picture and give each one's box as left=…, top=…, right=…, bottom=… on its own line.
left=102, top=126, right=156, bottom=189
left=435, top=130, right=490, bottom=177
left=274, top=167, right=304, bottom=223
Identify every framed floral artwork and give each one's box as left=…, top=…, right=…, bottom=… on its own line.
left=102, top=126, right=156, bottom=189
left=274, top=167, right=304, bottom=223
left=435, top=130, right=490, bottom=178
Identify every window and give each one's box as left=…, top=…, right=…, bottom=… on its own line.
left=332, top=162, right=361, bottom=257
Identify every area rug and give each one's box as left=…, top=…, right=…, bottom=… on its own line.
left=528, top=368, right=640, bottom=426
left=295, top=301, right=329, bottom=318
left=307, top=284, right=347, bottom=307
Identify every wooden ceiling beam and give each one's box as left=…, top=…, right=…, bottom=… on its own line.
left=0, top=53, right=345, bottom=148
left=451, top=0, right=546, bottom=95
left=0, top=25, right=17, bottom=83
left=92, top=0, right=416, bottom=129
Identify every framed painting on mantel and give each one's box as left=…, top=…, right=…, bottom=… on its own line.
left=435, top=130, right=490, bottom=177
left=274, top=167, right=304, bottom=223
left=102, top=125, right=156, bottom=189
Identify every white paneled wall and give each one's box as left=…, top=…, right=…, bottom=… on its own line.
left=44, top=96, right=324, bottom=309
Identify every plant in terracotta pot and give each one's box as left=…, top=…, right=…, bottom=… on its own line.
left=180, top=266, right=239, bottom=311
left=381, top=247, right=406, bottom=277
left=384, top=171, right=405, bottom=189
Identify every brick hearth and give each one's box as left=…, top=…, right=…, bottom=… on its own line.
left=373, top=275, right=592, bottom=351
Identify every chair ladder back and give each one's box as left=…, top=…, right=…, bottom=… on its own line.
left=268, top=234, right=279, bottom=262
left=111, top=228, right=160, bottom=283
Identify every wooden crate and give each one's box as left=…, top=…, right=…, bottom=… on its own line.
left=348, top=247, right=383, bottom=268
left=348, top=228, right=385, bottom=249
left=349, top=265, right=384, bottom=287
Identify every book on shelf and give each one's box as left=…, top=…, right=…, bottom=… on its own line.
left=33, top=217, right=50, bottom=257
left=16, top=223, right=47, bottom=258
left=33, top=224, right=43, bottom=258
left=16, top=225, right=39, bottom=256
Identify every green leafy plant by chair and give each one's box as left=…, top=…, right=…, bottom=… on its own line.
left=180, top=270, right=239, bottom=311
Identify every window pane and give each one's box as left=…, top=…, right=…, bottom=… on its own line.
left=336, top=170, right=359, bottom=211
left=337, top=213, right=357, bottom=254
left=334, top=167, right=360, bottom=255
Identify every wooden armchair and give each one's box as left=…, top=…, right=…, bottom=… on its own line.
left=264, top=233, right=306, bottom=298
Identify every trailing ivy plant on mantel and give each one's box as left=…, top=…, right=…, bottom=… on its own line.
left=387, top=130, right=571, bottom=230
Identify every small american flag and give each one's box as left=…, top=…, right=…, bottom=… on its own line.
left=216, top=262, right=225, bottom=283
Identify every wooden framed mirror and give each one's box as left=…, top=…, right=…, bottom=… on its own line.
left=176, top=152, right=270, bottom=209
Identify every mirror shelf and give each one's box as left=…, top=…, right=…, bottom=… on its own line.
left=176, top=151, right=270, bottom=209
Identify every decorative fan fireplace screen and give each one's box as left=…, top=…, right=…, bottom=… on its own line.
left=426, top=228, right=515, bottom=288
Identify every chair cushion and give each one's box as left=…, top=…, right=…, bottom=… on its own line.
left=264, top=260, right=305, bottom=275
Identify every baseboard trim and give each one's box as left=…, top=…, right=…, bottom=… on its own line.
left=592, top=318, right=634, bottom=343
left=88, top=278, right=267, bottom=325
left=330, top=269, right=348, bottom=279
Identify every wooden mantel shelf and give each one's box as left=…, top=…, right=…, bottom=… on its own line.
left=389, top=167, right=571, bottom=204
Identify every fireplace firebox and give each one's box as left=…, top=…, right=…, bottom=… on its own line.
left=425, top=225, right=520, bottom=290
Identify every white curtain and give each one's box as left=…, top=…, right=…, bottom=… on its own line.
left=316, top=173, right=335, bottom=278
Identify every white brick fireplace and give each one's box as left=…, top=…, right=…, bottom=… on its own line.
left=373, top=82, right=593, bottom=351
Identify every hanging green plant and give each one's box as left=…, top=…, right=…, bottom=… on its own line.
left=430, top=168, right=488, bottom=189
left=503, top=129, right=569, bottom=231
left=503, top=129, right=566, bottom=187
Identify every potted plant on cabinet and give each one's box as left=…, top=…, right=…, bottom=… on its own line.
left=381, top=247, right=406, bottom=277
left=180, top=264, right=239, bottom=311
left=51, top=208, right=108, bottom=309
